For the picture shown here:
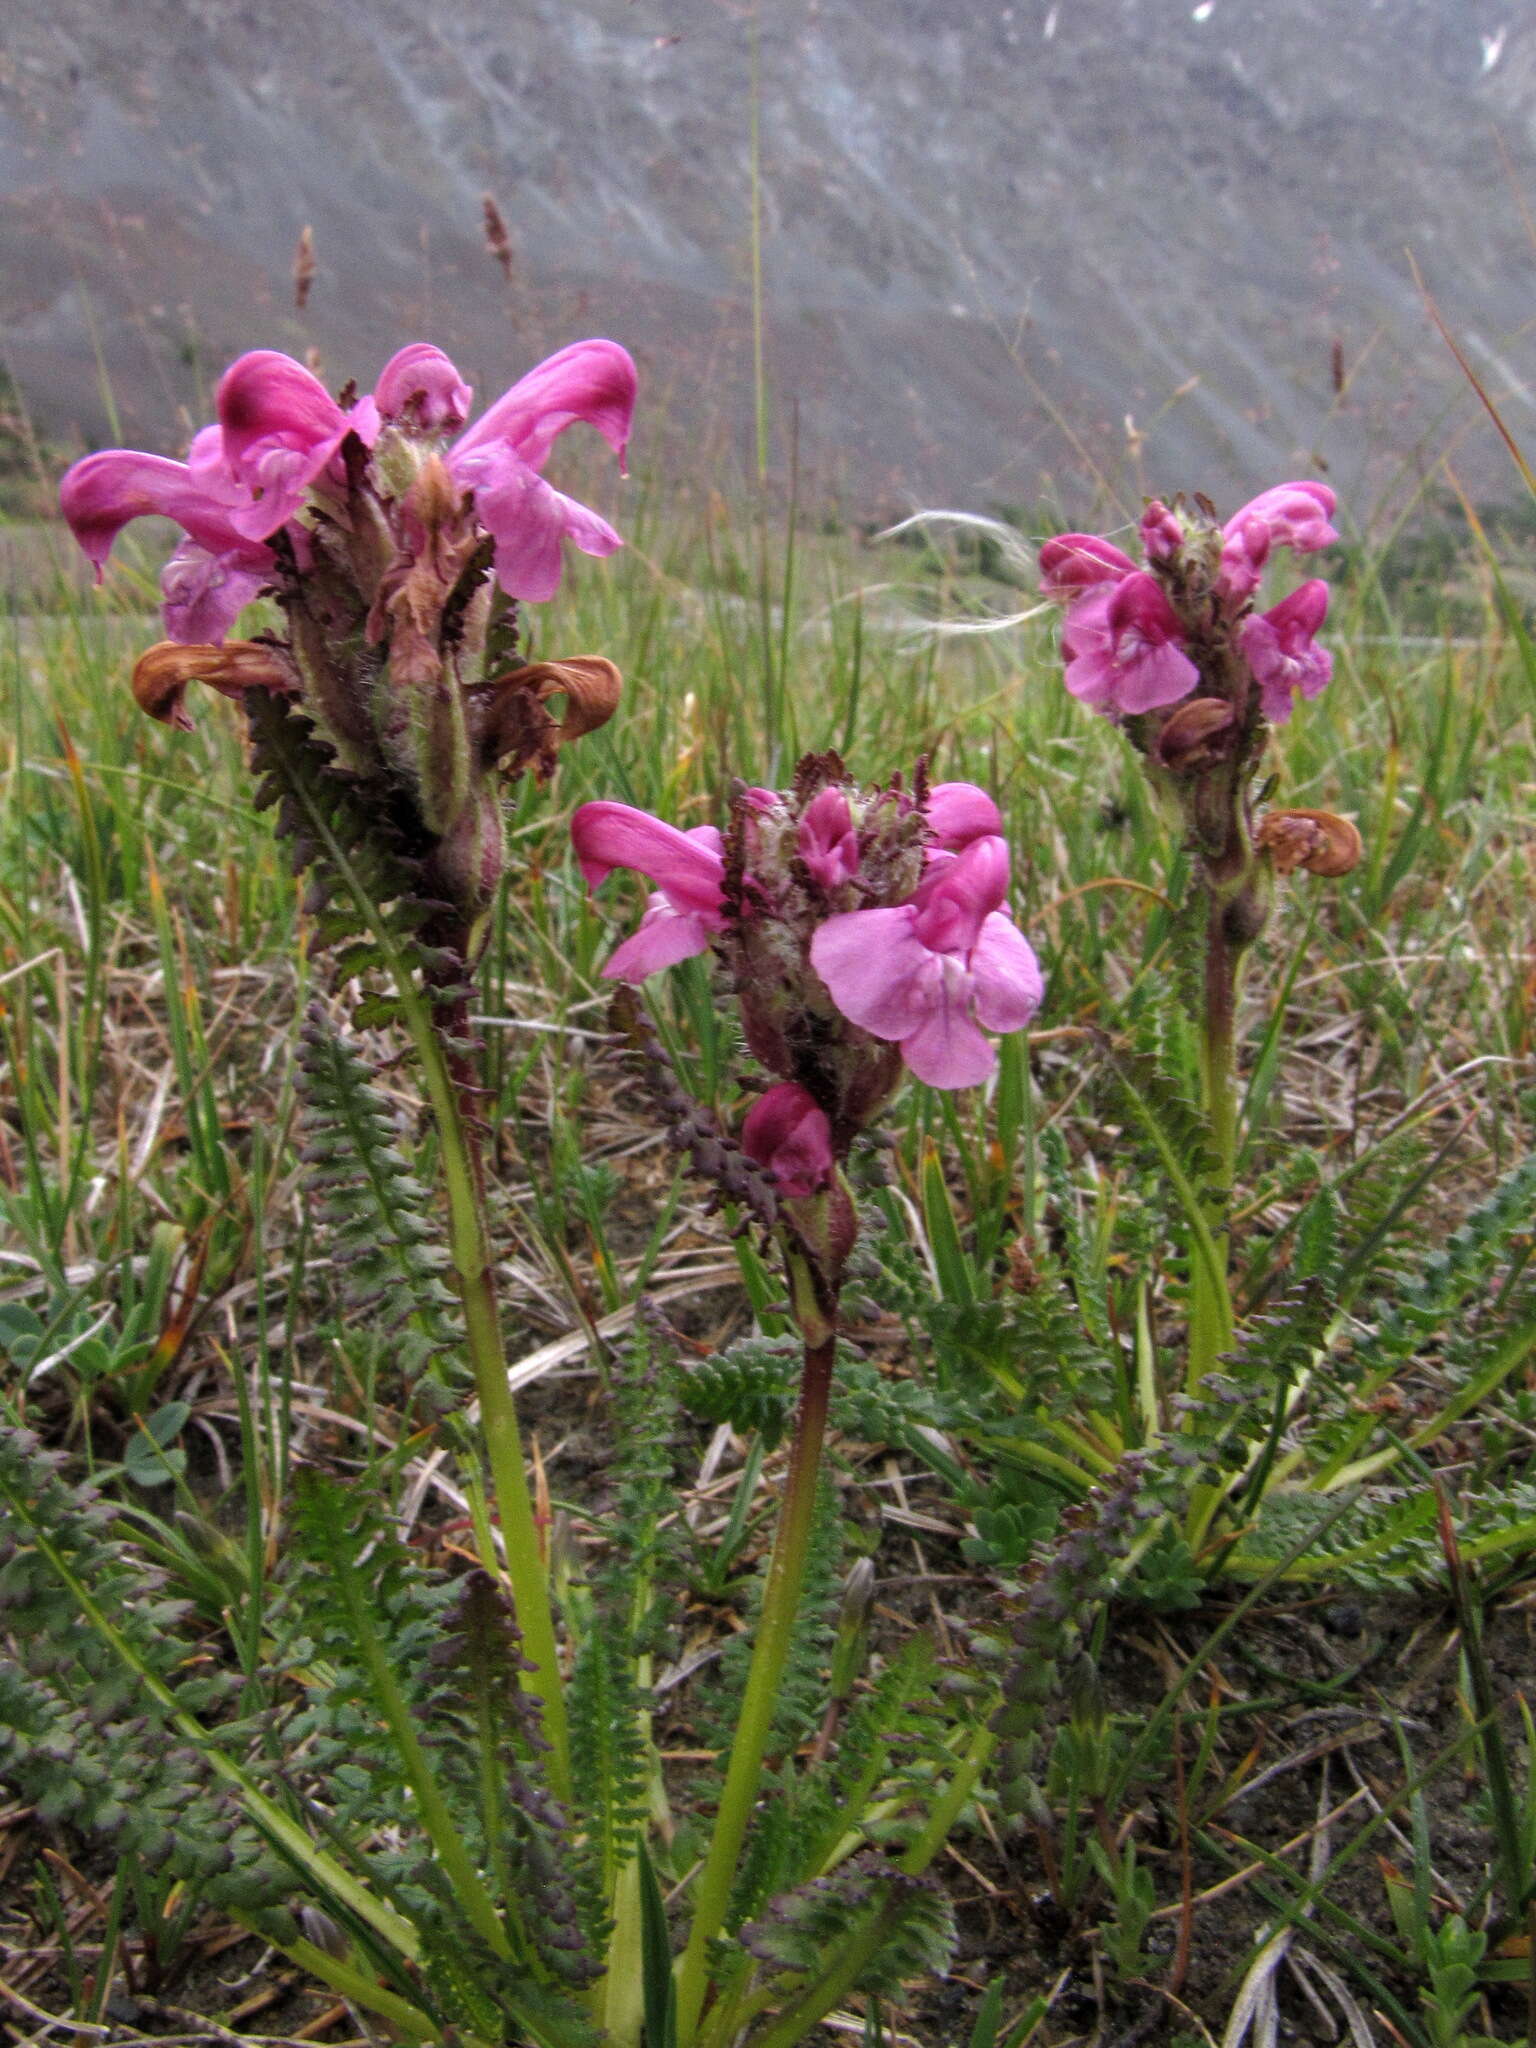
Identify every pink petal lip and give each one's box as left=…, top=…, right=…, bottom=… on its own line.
left=570, top=802, right=725, bottom=917
left=898, top=962, right=999, bottom=1089
left=601, top=896, right=716, bottom=980
left=159, top=542, right=272, bottom=645
left=811, top=907, right=936, bottom=1041
left=967, top=914, right=1045, bottom=1031
left=454, top=446, right=623, bottom=601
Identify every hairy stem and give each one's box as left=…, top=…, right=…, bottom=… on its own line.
left=675, top=1262, right=838, bottom=2045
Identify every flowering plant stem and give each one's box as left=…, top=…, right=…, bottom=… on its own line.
left=1185, top=888, right=1242, bottom=1406
left=403, top=998, right=572, bottom=1808
left=674, top=1247, right=840, bottom=2046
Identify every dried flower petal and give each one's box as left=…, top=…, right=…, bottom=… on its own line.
left=1256, top=807, right=1363, bottom=877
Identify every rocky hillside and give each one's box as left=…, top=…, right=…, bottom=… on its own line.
left=2, top=0, right=1533, bottom=517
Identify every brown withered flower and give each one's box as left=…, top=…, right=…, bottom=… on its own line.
left=1256, top=807, right=1364, bottom=878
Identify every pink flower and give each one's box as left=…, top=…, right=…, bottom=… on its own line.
left=1039, top=532, right=1137, bottom=601
left=59, top=440, right=281, bottom=645
left=1224, top=481, right=1337, bottom=559
left=1215, top=515, right=1271, bottom=604
left=59, top=336, right=640, bottom=636
left=926, top=781, right=1002, bottom=850
left=447, top=338, right=637, bottom=602
left=1238, top=579, right=1333, bottom=724
left=1063, top=571, right=1199, bottom=717
left=797, top=786, right=860, bottom=889
left=811, top=836, right=1044, bottom=1088
left=214, top=351, right=358, bottom=537
left=741, top=1083, right=835, bottom=1197
left=570, top=800, right=726, bottom=980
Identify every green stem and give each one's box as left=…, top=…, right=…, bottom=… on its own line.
left=1186, top=888, right=1240, bottom=1401
left=675, top=1280, right=838, bottom=2045
left=405, top=1005, right=571, bottom=1806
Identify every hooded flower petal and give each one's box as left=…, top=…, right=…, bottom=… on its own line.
left=1064, top=571, right=1198, bottom=716
left=1139, top=500, right=1184, bottom=561
left=910, top=835, right=1011, bottom=954
left=1223, top=481, right=1337, bottom=557
left=1039, top=532, right=1137, bottom=599
left=1214, top=514, right=1271, bottom=604
left=215, top=350, right=354, bottom=537
left=570, top=803, right=725, bottom=916
left=926, top=781, right=1002, bottom=849
left=373, top=344, right=474, bottom=433
left=454, top=338, right=638, bottom=470
left=797, top=785, right=860, bottom=888
left=741, top=1083, right=835, bottom=1197
left=60, top=450, right=256, bottom=574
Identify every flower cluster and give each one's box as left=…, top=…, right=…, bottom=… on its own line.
left=62, top=339, right=636, bottom=650
left=1040, top=482, right=1336, bottom=732
left=60, top=340, right=638, bottom=930
left=572, top=758, right=1043, bottom=1200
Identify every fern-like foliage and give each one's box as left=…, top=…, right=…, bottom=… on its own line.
left=0, top=1425, right=292, bottom=1934
left=741, top=1849, right=956, bottom=1996
left=1112, top=1040, right=1223, bottom=1194
left=1347, top=1152, right=1536, bottom=1382
left=672, top=1333, right=799, bottom=1448
left=246, top=690, right=476, bottom=1031
left=704, top=1473, right=842, bottom=1773
left=297, top=1007, right=465, bottom=1399
left=272, top=1479, right=600, bottom=2020
left=562, top=1315, right=683, bottom=1945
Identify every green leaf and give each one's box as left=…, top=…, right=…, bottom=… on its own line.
left=922, top=1148, right=975, bottom=1307
left=637, top=1842, right=677, bottom=2048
